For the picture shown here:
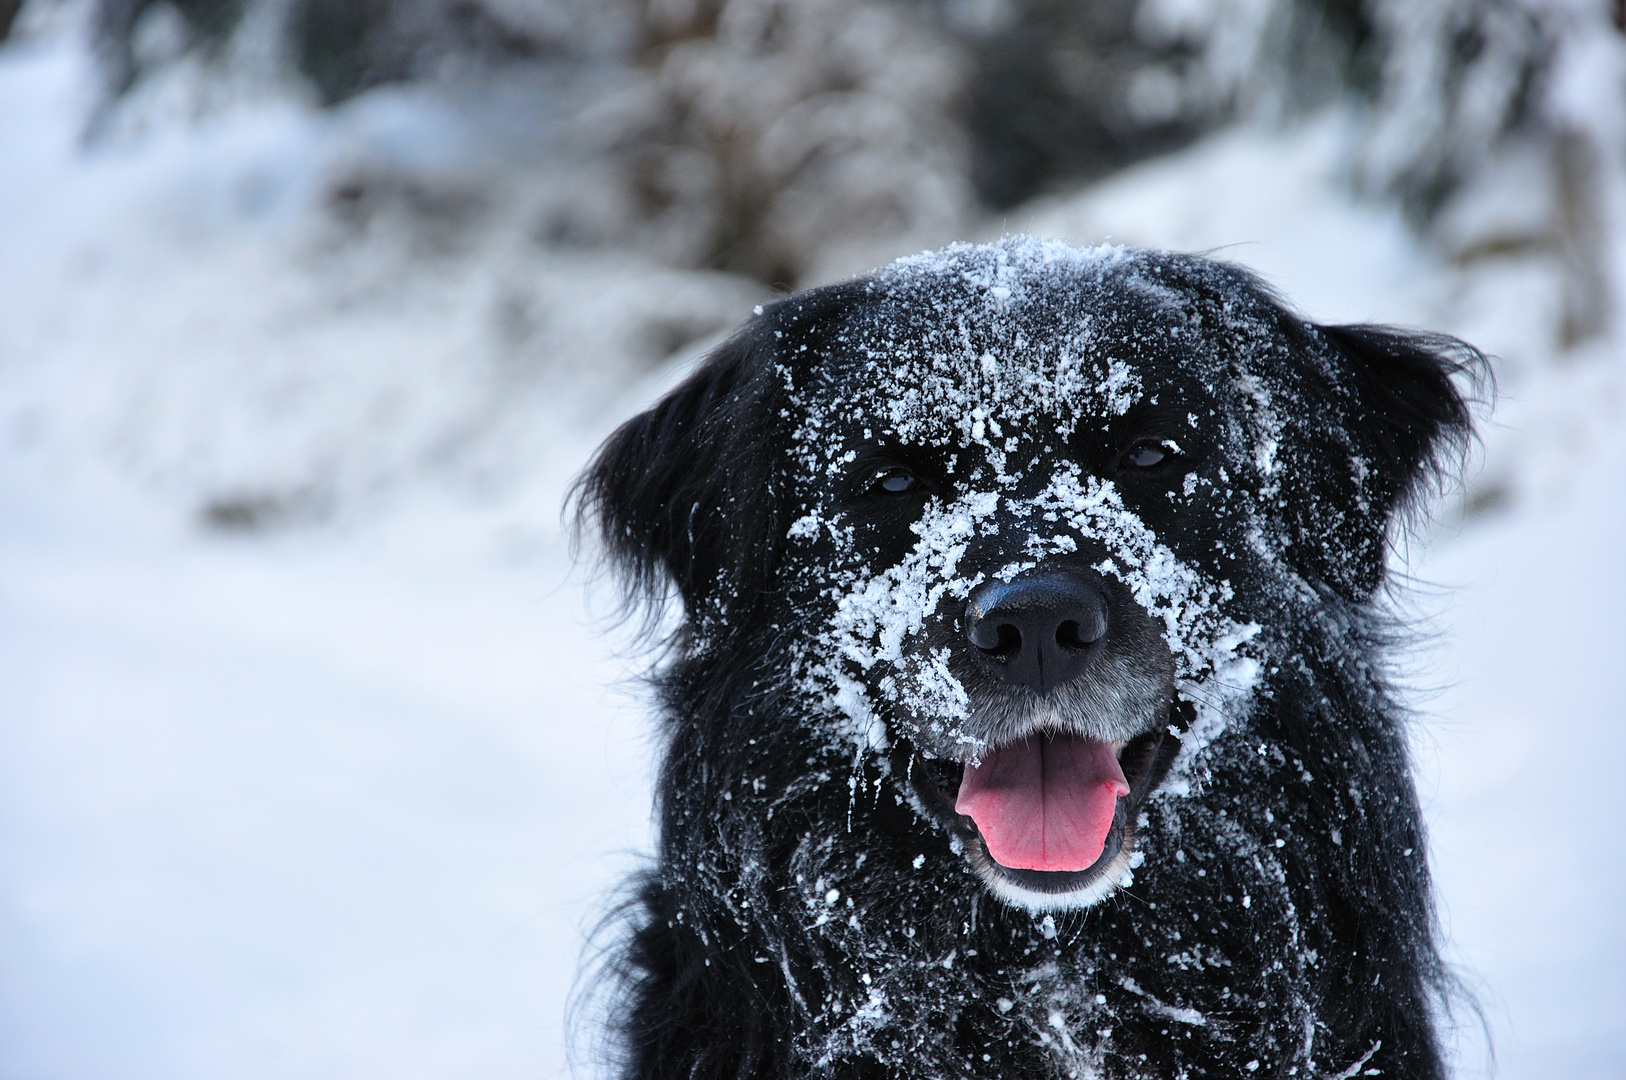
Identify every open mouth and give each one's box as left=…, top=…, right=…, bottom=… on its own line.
left=957, top=732, right=1131, bottom=872
left=906, top=701, right=1191, bottom=902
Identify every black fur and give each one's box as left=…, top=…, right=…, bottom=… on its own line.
left=574, top=241, right=1479, bottom=1079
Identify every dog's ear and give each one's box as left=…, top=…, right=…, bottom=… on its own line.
left=1155, top=256, right=1482, bottom=600
left=573, top=323, right=787, bottom=631
left=1281, top=324, right=1481, bottom=599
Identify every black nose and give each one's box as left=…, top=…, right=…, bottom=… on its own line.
left=965, top=572, right=1108, bottom=693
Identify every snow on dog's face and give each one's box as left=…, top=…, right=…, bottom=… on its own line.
left=580, top=237, right=1468, bottom=913
left=776, top=241, right=1308, bottom=909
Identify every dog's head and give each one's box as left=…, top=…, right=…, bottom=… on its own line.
left=578, top=239, right=1474, bottom=911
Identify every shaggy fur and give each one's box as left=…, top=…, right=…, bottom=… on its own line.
left=575, top=239, right=1479, bottom=1080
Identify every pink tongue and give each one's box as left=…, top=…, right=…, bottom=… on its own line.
left=954, top=733, right=1130, bottom=872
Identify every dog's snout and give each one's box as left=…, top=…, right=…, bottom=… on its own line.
left=964, top=573, right=1108, bottom=694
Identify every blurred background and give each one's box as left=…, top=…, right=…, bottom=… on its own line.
left=0, top=0, right=1622, bottom=1076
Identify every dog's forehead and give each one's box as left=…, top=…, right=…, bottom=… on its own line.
left=793, top=241, right=1226, bottom=447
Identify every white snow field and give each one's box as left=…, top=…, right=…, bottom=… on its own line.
left=2, top=16, right=1623, bottom=1080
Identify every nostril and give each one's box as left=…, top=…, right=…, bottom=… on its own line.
left=1056, top=609, right=1107, bottom=649
left=969, top=617, right=1022, bottom=656
left=991, top=624, right=1021, bottom=657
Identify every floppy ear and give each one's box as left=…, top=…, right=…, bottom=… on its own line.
left=572, top=323, right=787, bottom=632
left=1282, top=324, right=1481, bottom=599
left=1148, top=255, right=1482, bottom=600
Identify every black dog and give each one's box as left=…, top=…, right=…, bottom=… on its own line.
left=575, top=240, right=1478, bottom=1079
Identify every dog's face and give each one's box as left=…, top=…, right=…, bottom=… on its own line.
left=778, top=244, right=1275, bottom=909
left=580, top=239, right=1471, bottom=915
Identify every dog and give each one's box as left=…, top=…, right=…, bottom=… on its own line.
left=575, top=239, right=1478, bottom=1079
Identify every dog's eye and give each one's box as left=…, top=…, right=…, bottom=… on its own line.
left=1121, top=442, right=1175, bottom=469
left=872, top=468, right=920, bottom=494
left=1122, top=445, right=1165, bottom=468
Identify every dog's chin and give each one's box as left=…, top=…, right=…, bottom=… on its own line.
left=903, top=702, right=1190, bottom=912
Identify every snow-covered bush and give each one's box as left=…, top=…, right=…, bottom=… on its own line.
left=4, top=0, right=1618, bottom=529
left=74, top=0, right=1624, bottom=310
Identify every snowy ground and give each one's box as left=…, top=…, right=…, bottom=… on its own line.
left=1411, top=431, right=1626, bottom=1080
left=2, top=16, right=1623, bottom=1080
